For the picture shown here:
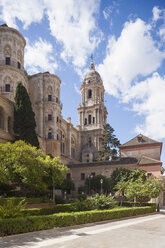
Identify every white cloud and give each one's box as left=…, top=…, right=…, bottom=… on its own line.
left=98, top=12, right=165, bottom=140
left=159, top=26, right=165, bottom=41
left=152, top=6, right=165, bottom=23
left=125, top=73, right=165, bottom=139
left=0, top=0, right=44, bottom=29
left=98, top=18, right=165, bottom=97
left=152, top=6, right=162, bottom=22
left=74, top=84, right=81, bottom=95
left=0, top=0, right=103, bottom=68
left=103, top=2, right=119, bottom=20
left=45, top=0, right=103, bottom=68
left=25, top=38, right=58, bottom=74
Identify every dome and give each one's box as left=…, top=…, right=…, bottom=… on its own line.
left=84, top=61, right=102, bottom=84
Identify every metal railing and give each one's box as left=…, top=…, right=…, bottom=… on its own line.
left=44, top=97, right=63, bottom=107
left=0, top=59, right=26, bottom=73
left=0, top=86, right=13, bottom=93
left=45, top=116, right=54, bottom=122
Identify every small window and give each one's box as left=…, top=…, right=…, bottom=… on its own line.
left=91, top=172, right=95, bottom=177
left=48, top=95, right=52, bottom=101
left=57, top=116, right=59, bottom=122
left=48, top=132, right=52, bottom=139
left=56, top=97, right=58, bottom=103
left=93, top=117, right=95, bottom=124
left=5, top=84, right=10, bottom=92
left=8, top=117, right=11, bottom=132
left=81, top=173, right=85, bottom=180
left=48, top=114, right=52, bottom=121
left=61, top=142, right=65, bottom=154
left=88, top=89, right=92, bottom=98
left=6, top=57, right=10, bottom=65
left=84, top=118, right=87, bottom=125
left=87, top=154, right=89, bottom=157
left=71, top=148, right=75, bottom=158
left=87, top=160, right=89, bottom=163
left=17, top=62, right=21, bottom=69
left=89, top=137, right=92, bottom=145
left=57, top=134, right=59, bottom=140
left=147, top=173, right=152, bottom=178
left=88, top=115, right=91, bottom=124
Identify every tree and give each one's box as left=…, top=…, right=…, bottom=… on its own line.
left=161, top=166, right=165, bottom=175
left=0, top=141, right=47, bottom=193
left=14, top=82, right=39, bottom=148
left=98, top=124, right=120, bottom=161
left=44, top=157, right=68, bottom=203
left=85, top=175, right=111, bottom=194
left=114, top=179, right=129, bottom=206
left=110, top=167, right=131, bottom=191
left=124, top=177, right=163, bottom=203
left=57, top=178, right=75, bottom=194
left=0, top=141, right=68, bottom=200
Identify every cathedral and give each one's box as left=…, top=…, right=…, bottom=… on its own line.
left=0, top=23, right=108, bottom=164
left=0, top=24, right=164, bottom=201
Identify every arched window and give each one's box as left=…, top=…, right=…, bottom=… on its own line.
left=0, top=107, right=4, bottom=130
left=88, top=137, right=92, bottom=145
left=4, top=45, right=11, bottom=66
left=88, top=89, right=92, bottom=99
left=4, top=76, right=12, bottom=92
left=48, top=132, right=52, bottom=139
left=88, top=115, right=91, bottom=124
left=8, top=116, right=11, bottom=132
left=17, top=50, right=22, bottom=69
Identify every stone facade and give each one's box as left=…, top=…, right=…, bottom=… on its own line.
left=0, top=24, right=105, bottom=164
left=0, top=24, right=163, bottom=201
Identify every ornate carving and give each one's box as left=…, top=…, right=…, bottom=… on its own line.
left=4, top=44, right=11, bottom=57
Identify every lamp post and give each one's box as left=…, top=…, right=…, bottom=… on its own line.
left=64, top=191, right=67, bottom=200
left=100, top=178, right=103, bottom=195
left=88, top=174, right=93, bottom=195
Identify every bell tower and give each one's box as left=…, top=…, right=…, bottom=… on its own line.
left=78, top=59, right=107, bottom=162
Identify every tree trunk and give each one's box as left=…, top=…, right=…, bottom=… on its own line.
left=53, top=182, right=55, bottom=204
left=134, top=196, right=136, bottom=206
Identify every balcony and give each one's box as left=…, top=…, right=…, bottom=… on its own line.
left=0, top=86, right=13, bottom=93
left=0, top=59, right=26, bottom=73
left=44, top=97, right=63, bottom=107
left=45, top=116, right=54, bottom=122
left=45, top=134, right=54, bottom=140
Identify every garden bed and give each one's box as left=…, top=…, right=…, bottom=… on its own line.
left=0, top=205, right=156, bottom=236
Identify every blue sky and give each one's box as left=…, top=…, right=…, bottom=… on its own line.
left=0, top=0, right=165, bottom=165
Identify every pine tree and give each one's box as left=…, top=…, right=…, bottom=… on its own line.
left=98, top=124, right=120, bottom=161
left=14, top=82, right=39, bottom=148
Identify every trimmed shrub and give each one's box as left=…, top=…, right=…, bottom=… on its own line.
left=0, top=206, right=156, bottom=236
left=121, top=201, right=156, bottom=210
left=0, top=197, right=52, bottom=206
left=21, top=204, right=75, bottom=216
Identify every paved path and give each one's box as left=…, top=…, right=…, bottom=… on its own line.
left=1, top=212, right=165, bottom=248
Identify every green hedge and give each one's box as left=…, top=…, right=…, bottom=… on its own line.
left=0, top=206, right=156, bottom=236
left=0, top=197, right=52, bottom=206
left=21, top=204, right=75, bottom=216
left=120, top=201, right=156, bottom=208
left=21, top=202, right=156, bottom=217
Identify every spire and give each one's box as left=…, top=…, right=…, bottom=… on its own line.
left=90, top=54, right=95, bottom=70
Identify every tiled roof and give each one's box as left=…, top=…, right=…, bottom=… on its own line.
left=138, top=156, right=161, bottom=165
left=120, top=134, right=161, bottom=147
